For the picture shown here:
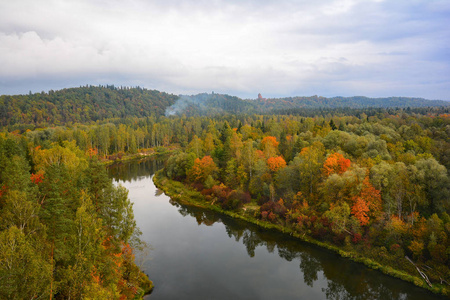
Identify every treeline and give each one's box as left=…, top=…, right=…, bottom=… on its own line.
left=254, top=95, right=450, bottom=111
left=0, top=133, right=151, bottom=299
left=0, top=85, right=178, bottom=130
left=271, top=105, right=450, bottom=118
left=164, top=93, right=449, bottom=117
left=21, top=107, right=450, bottom=171
left=2, top=86, right=449, bottom=130
left=158, top=110, right=450, bottom=291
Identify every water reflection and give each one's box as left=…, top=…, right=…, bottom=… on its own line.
left=107, top=158, right=164, bottom=182
left=109, top=158, right=445, bottom=300
left=168, top=187, right=444, bottom=300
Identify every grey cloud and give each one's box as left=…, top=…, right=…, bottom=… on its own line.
left=0, top=0, right=449, bottom=100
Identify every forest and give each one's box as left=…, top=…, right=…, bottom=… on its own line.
left=0, top=133, right=152, bottom=299
left=0, top=85, right=178, bottom=130
left=158, top=109, right=450, bottom=294
left=2, top=85, right=448, bottom=130
left=1, top=86, right=450, bottom=296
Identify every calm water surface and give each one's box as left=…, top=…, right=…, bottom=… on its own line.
left=108, top=159, right=446, bottom=300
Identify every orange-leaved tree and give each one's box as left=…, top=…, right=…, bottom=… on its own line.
left=322, top=152, right=351, bottom=177
left=351, top=176, right=382, bottom=225
left=267, top=156, right=287, bottom=172
left=188, top=156, right=218, bottom=184
left=87, top=147, right=98, bottom=158
left=351, top=197, right=370, bottom=226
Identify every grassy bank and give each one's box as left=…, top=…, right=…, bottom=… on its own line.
left=153, top=171, right=449, bottom=297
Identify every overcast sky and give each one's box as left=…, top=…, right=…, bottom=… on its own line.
left=1, top=0, right=449, bottom=100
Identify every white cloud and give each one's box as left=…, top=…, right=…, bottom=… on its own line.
left=0, top=0, right=449, bottom=100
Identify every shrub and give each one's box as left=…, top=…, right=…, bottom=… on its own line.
left=222, top=197, right=242, bottom=210
left=192, top=182, right=204, bottom=191
left=352, top=233, right=362, bottom=244
left=261, top=211, right=268, bottom=220
left=201, top=188, right=213, bottom=196
left=332, top=233, right=346, bottom=245
left=257, top=195, right=270, bottom=206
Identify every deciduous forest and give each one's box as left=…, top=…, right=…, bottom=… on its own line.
left=0, top=135, right=152, bottom=298
left=1, top=86, right=449, bottom=297
left=159, top=108, right=450, bottom=294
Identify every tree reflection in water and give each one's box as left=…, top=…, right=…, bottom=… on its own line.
left=171, top=201, right=441, bottom=300
left=108, top=158, right=164, bottom=182
left=109, top=158, right=445, bottom=300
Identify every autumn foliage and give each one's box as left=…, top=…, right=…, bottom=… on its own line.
left=188, top=156, right=218, bottom=183
left=87, top=147, right=98, bottom=157
left=261, top=136, right=279, bottom=158
left=3, top=95, right=450, bottom=296
left=351, top=197, right=370, bottom=226
left=267, top=156, right=287, bottom=172
left=351, top=177, right=382, bottom=225
left=30, top=171, right=44, bottom=185
left=359, top=177, right=382, bottom=218
left=322, top=153, right=351, bottom=176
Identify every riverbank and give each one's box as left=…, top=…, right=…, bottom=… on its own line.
left=153, top=171, right=449, bottom=297
left=135, top=274, right=154, bottom=299
left=105, top=153, right=164, bottom=299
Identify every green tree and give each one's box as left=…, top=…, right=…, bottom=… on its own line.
left=59, top=192, right=105, bottom=299
left=0, top=190, right=43, bottom=235
left=165, top=151, right=196, bottom=180
left=0, top=226, right=52, bottom=299
left=101, top=185, right=137, bottom=244
left=0, top=155, right=34, bottom=197
left=38, top=163, right=77, bottom=264
left=187, top=135, right=204, bottom=158
left=414, top=158, right=449, bottom=214
left=324, top=202, right=352, bottom=234
left=292, top=142, right=325, bottom=198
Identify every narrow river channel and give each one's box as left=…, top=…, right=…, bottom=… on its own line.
left=108, top=158, right=446, bottom=300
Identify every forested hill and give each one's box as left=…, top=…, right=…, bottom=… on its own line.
left=1, top=85, right=449, bottom=129
left=253, top=95, right=450, bottom=111
left=0, top=85, right=179, bottom=129
left=164, top=93, right=449, bottom=116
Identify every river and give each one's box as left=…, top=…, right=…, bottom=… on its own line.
left=108, top=158, right=446, bottom=300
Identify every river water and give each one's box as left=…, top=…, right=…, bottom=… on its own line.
left=108, top=158, right=446, bottom=300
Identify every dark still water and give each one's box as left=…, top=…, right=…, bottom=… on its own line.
left=108, top=159, right=445, bottom=300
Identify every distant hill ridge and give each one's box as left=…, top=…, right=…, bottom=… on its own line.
left=1, top=85, right=448, bottom=128
left=165, top=92, right=449, bottom=116
left=0, top=85, right=178, bottom=128
left=252, top=95, right=449, bottom=111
